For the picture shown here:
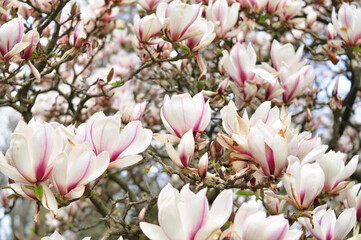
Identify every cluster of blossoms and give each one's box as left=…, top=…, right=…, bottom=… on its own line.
left=0, top=110, right=152, bottom=215
left=1, top=0, right=361, bottom=239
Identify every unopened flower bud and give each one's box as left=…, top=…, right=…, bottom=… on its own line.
left=264, top=190, right=286, bottom=215
left=138, top=207, right=146, bottom=221
left=197, top=153, right=208, bottom=178
left=327, top=23, right=336, bottom=40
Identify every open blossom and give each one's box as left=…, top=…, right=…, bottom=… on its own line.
left=50, top=142, right=109, bottom=199
left=283, top=157, right=325, bottom=210
left=331, top=3, right=361, bottom=46
left=317, top=151, right=358, bottom=193
left=222, top=43, right=275, bottom=87
left=156, top=0, right=202, bottom=42
left=0, top=18, right=30, bottom=60
left=140, top=183, right=233, bottom=240
left=184, top=18, right=215, bottom=52
left=83, top=112, right=152, bottom=169
left=206, top=0, right=240, bottom=38
left=233, top=203, right=302, bottom=240
left=340, top=183, right=361, bottom=220
left=133, top=14, right=162, bottom=43
left=121, top=101, right=147, bottom=124
left=160, top=92, right=211, bottom=140
left=270, top=40, right=304, bottom=73
left=301, top=205, right=356, bottom=240
left=0, top=119, right=62, bottom=184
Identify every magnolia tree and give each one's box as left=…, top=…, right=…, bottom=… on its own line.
left=0, top=0, right=361, bottom=239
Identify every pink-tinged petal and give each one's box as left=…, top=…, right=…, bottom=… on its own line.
left=242, top=211, right=267, bottom=240
left=193, top=92, right=211, bottom=132
left=337, top=155, right=359, bottom=182
left=209, top=189, right=233, bottom=227
left=333, top=208, right=356, bottom=240
left=108, top=154, right=142, bottom=169
left=41, top=182, right=58, bottom=215
left=140, top=222, right=169, bottom=240
left=158, top=183, right=178, bottom=208
left=178, top=130, right=195, bottom=167
left=3, top=42, right=30, bottom=60
left=0, top=18, right=24, bottom=54
left=165, top=139, right=184, bottom=168
left=30, top=123, right=60, bottom=181
left=153, top=133, right=180, bottom=144
left=263, top=215, right=289, bottom=240
left=301, top=145, right=328, bottom=164
left=65, top=186, right=85, bottom=199
left=161, top=93, right=197, bottom=138
left=22, top=29, right=40, bottom=59
left=299, top=163, right=324, bottom=209
left=27, top=60, right=41, bottom=82
left=158, top=190, right=186, bottom=239
left=249, top=101, right=271, bottom=125
left=8, top=134, right=36, bottom=183
left=51, top=152, right=69, bottom=196
left=179, top=188, right=209, bottom=239
left=272, top=134, right=288, bottom=177
left=319, top=210, right=336, bottom=240
left=115, top=121, right=152, bottom=159
left=222, top=50, right=242, bottom=85
left=194, top=221, right=220, bottom=240
left=233, top=203, right=260, bottom=236
left=0, top=152, right=28, bottom=183
left=220, top=100, right=238, bottom=134
left=81, top=151, right=109, bottom=184
left=252, top=68, right=276, bottom=85
left=88, top=114, right=119, bottom=155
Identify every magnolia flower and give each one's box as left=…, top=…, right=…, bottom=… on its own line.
left=301, top=205, right=356, bottom=240
left=133, top=14, right=162, bottom=43
left=278, top=0, right=302, bottom=21
left=69, top=21, right=91, bottom=57
left=332, top=3, right=361, bottom=46
left=140, top=183, right=233, bottom=240
left=317, top=151, right=358, bottom=193
left=340, top=183, right=361, bottom=220
left=197, top=153, right=208, bottom=178
left=270, top=40, right=304, bottom=72
left=222, top=43, right=275, bottom=87
left=264, top=190, right=286, bottom=215
left=206, top=0, right=240, bottom=38
left=283, top=157, right=325, bottom=210
left=279, top=65, right=315, bottom=103
left=156, top=0, right=202, bottom=42
left=84, top=112, right=152, bottom=169
left=160, top=92, right=211, bottom=140
left=0, top=18, right=30, bottom=60
left=21, top=29, right=41, bottom=82
left=233, top=203, right=302, bottom=240
left=50, top=142, right=110, bottom=199
left=0, top=119, right=62, bottom=184
left=184, top=18, right=215, bottom=52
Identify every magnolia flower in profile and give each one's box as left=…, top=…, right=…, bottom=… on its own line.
left=184, top=18, right=215, bottom=52
left=233, top=203, right=302, bottom=240
left=160, top=92, right=211, bottom=140
left=327, top=23, right=336, bottom=40
left=0, top=119, right=62, bottom=184
left=222, top=43, right=275, bottom=87
left=0, top=18, right=31, bottom=60
left=278, top=0, right=303, bottom=21
left=84, top=112, right=152, bottom=169
left=140, top=183, right=233, bottom=240
left=283, top=157, right=324, bottom=210
left=264, top=190, right=286, bottom=215
left=50, top=142, right=110, bottom=199
left=21, top=29, right=41, bottom=82
left=69, top=21, right=91, bottom=57
left=340, top=183, right=361, bottom=220
left=0, top=188, right=15, bottom=209
left=300, top=205, right=356, bottom=240
left=206, top=0, right=240, bottom=38
left=133, top=14, right=162, bottom=44
left=317, top=151, right=358, bottom=194
left=270, top=40, right=304, bottom=73
left=156, top=0, right=202, bottom=42
left=332, top=3, right=361, bottom=46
